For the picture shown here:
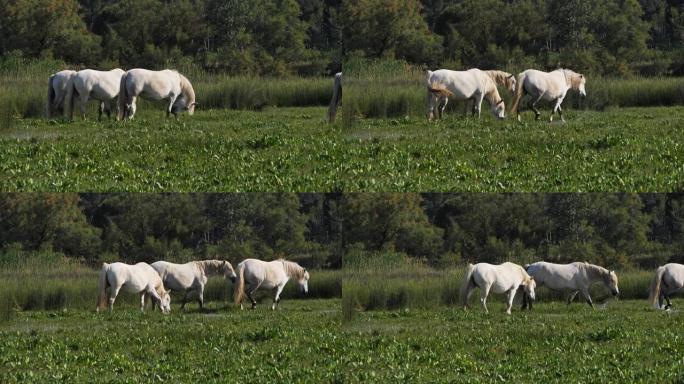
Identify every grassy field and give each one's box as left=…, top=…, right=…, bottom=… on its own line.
left=341, top=301, right=683, bottom=382
left=0, top=299, right=343, bottom=383
left=1, top=106, right=682, bottom=191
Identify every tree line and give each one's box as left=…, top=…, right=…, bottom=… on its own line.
left=343, top=0, right=684, bottom=76
left=1, top=1, right=682, bottom=76
left=0, top=193, right=682, bottom=269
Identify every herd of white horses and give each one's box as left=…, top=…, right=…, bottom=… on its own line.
left=47, top=68, right=196, bottom=120
left=47, top=66, right=583, bottom=123
left=96, top=258, right=309, bottom=313
left=460, top=261, right=684, bottom=315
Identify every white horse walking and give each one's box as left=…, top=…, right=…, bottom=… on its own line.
left=117, top=69, right=196, bottom=120
left=522, top=261, right=619, bottom=310
left=460, top=262, right=536, bottom=314
left=46, top=70, right=76, bottom=118
left=510, top=68, right=586, bottom=122
left=327, top=72, right=342, bottom=122
left=66, top=68, right=126, bottom=120
left=426, top=69, right=508, bottom=120
left=649, top=263, right=684, bottom=310
left=96, top=262, right=171, bottom=313
left=234, top=259, right=309, bottom=310
left=151, top=259, right=237, bottom=310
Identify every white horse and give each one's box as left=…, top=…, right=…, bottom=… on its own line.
left=327, top=72, right=342, bottom=122
left=649, top=263, right=684, bottom=310
left=522, top=261, right=619, bottom=310
left=66, top=68, right=126, bottom=120
left=151, top=259, right=237, bottom=310
left=234, top=258, right=310, bottom=310
left=46, top=70, right=76, bottom=118
left=460, top=262, right=536, bottom=314
left=426, top=69, right=507, bottom=121
left=118, top=68, right=196, bottom=120
left=510, top=68, right=586, bottom=122
left=96, top=262, right=171, bottom=313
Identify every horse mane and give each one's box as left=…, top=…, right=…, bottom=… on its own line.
left=481, top=74, right=503, bottom=105
left=195, top=259, right=226, bottom=275
left=483, top=70, right=514, bottom=91
left=280, top=259, right=305, bottom=279
left=561, top=69, right=584, bottom=90
left=179, top=74, right=195, bottom=103
left=579, top=262, right=610, bottom=280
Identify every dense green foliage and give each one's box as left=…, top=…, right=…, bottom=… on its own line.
left=0, top=0, right=342, bottom=75
left=0, top=193, right=345, bottom=268
left=344, top=0, right=684, bottom=76
left=0, top=300, right=342, bottom=382
left=2, top=193, right=684, bottom=270
left=341, top=301, right=684, bottom=382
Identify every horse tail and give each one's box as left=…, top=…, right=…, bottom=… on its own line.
left=509, top=72, right=525, bottom=115
left=65, top=75, right=77, bottom=120
left=46, top=75, right=56, bottom=118
left=459, top=263, right=476, bottom=308
left=649, top=265, right=667, bottom=309
left=233, top=262, right=246, bottom=306
left=117, top=72, right=128, bottom=120
left=96, top=263, right=110, bottom=311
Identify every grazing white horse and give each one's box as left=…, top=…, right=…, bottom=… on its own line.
left=234, top=259, right=310, bottom=310
left=649, top=263, right=684, bottom=310
left=96, top=262, right=171, bottom=313
left=426, top=69, right=507, bottom=121
left=510, top=68, right=586, bottom=122
left=66, top=68, right=126, bottom=120
left=118, top=68, right=196, bottom=120
left=522, top=261, right=619, bottom=310
left=151, top=259, right=237, bottom=310
left=460, top=262, right=536, bottom=314
left=46, top=70, right=76, bottom=118
left=327, top=72, right=342, bottom=122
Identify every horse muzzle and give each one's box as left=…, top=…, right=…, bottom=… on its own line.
left=612, top=290, right=619, bottom=296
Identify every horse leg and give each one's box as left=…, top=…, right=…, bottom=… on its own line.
left=580, top=289, right=594, bottom=308
left=98, top=101, right=105, bottom=120
left=474, top=94, right=484, bottom=118
left=272, top=284, right=286, bottom=310
left=180, top=291, right=189, bottom=310
left=197, top=284, right=205, bottom=310
left=79, top=95, right=89, bottom=120
left=439, top=97, right=448, bottom=119
left=505, top=289, right=516, bottom=315
left=664, top=292, right=673, bottom=310
left=140, top=292, right=147, bottom=312
left=567, top=291, right=579, bottom=305
left=167, top=95, right=179, bottom=119
left=530, top=94, right=543, bottom=120
left=108, top=285, right=121, bottom=313
left=126, top=95, right=137, bottom=120
left=480, top=284, right=491, bottom=313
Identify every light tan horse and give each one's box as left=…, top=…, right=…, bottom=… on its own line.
left=522, top=261, right=619, bottom=310
left=649, top=263, right=684, bottom=310
left=151, top=259, right=237, bottom=310
left=66, top=68, right=126, bottom=120
left=46, top=70, right=76, bottom=118
left=460, top=262, right=536, bottom=314
left=426, top=69, right=506, bottom=120
left=97, top=262, right=171, bottom=313
left=510, top=68, right=586, bottom=122
left=234, top=258, right=309, bottom=310
left=118, top=69, right=196, bottom=120
left=327, top=72, right=342, bottom=122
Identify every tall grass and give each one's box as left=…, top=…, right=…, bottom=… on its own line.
left=342, top=254, right=656, bottom=321
left=342, top=58, right=684, bottom=122
left=0, top=57, right=334, bottom=128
